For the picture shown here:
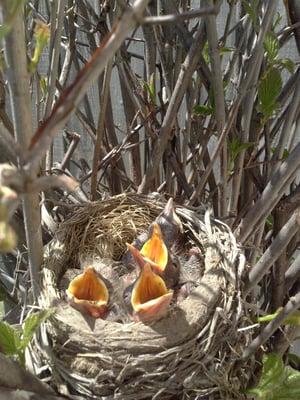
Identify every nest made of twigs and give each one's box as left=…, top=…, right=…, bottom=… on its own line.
left=36, top=193, right=254, bottom=400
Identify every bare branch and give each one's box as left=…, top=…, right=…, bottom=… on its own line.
left=244, top=209, right=300, bottom=295
left=142, top=3, right=221, bottom=25
left=285, top=252, right=300, bottom=292
left=204, top=0, right=226, bottom=215
left=236, top=141, right=300, bottom=244
left=91, top=60, right=113, bottom=200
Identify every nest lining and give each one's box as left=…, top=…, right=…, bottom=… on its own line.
left=36, top=193, right=254, bottom=399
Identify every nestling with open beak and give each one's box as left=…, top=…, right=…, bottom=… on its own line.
left=66, top=266, right=109, bottom=318
left=122, top=197, right=184, bottom=269
left=130, top=222, right=181, bottom=288
left=123, top=262, right=173, bottom=322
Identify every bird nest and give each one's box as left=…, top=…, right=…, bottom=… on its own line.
left=36, top=193, right=254, bottom=399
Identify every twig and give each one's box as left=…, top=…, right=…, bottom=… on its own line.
left=45, top=0, right=67, bottom=171
left=242, top=292, right=300, bottom=360
left=271, top=206, right=289, bottom=311
left=272, top=70, right=300, bottom=161
left=236, top=141, right=300, bottom=244
left=285, top=252, right=300, bottom=292
left=91, top=59, right=113, bottom=200
left=24, top=0, right=151, bottom=173
left=244, top=209, right=300, bottom=295
left=0, top=122, right=18, bottom=164
left=45, top=0, right=66, bottom=117
left=142, top=3, right=221, bottom=25
left=59, top=131, right=80, bottom=171
left=204, top=0, right=226, bottom=216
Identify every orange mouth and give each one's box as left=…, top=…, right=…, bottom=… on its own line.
left=131, top=263, right=173, bottom=321
left=140, top=222, right=168, bottom=272
left=66, top=266, right=109, bottom=318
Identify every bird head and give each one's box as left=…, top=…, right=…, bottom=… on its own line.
left=140, top=222, right=169, bottom=274
left=155, top=198, right=184, bottom=247
left=131, top=263, right=173, bottom=322
left=66, top=266, right=109, bottom=318
left=126, top=234, right=167, bottom=277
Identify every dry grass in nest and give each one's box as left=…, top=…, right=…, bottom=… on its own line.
left=35, top=193, right=255, bottom=400
left=59, top=193, right=160, bottom=267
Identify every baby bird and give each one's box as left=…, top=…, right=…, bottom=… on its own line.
left=155, top=197, right=184, bottom=250
left=66, top=266, right=109, bottom=319
left=122, top=197, right=184, bottom=268
left=123, top=262, right=173, bottom=322
left=130, top=222, right=181, bottom=289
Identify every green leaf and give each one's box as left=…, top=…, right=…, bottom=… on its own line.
left=264, top=33, right=279, bottom=62
left=228, top=137, right=254, bottom=162
left=242, top=0, right=258, bottom=27
left=258, top=308, right=300, bottom=327
left=258, top=67, right=282, bottom=120
left=257, top=308, right=282, bottom=323
left=272, top=12, right=282, bottom=31
left=245, top=353, right=285, bottom=399
left=193, top=104, right=213, bottom=117
left=266, top=214, right=274, bottom=230
left=283, top=311, right=300, bottom=327
left=143, top=73, right=156, bottom=106
left=246, top=353, right=300, bottom=399
left=40, top=76, right=48, bottom=97
left=29, top=21, right=50, bottom=74
left=0, top=321, right=21, bottom=356
left=273, top=367, right=300, bottom=399
left=271, top=147, right=289, bottom=159
left=20, top=309, right=54, bottom=351
left=219, top=47, right=235, bottom=55
left=279, top=58, right=295, bottom=74
left=202, top=41, right=210, bottom=64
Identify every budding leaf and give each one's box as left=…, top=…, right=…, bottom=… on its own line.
left=258, top=67, right=282, bottom=120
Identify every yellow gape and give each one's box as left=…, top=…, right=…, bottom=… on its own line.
left=66, top=266, right=109, bottom=318
left=141, top=222, right=168, bottom=272
left=131, top=263, right=173, bottom=322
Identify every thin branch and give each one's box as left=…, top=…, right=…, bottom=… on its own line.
left=91, top=59, right=113, bottom=200
left=273, top=71, right=300, bottom=161
left=285, top=252, right=300, bottom=292
left=59, top=130, right=80, bottom=171
left=142, top=2, right=221, bottom=25
left=0, top=122, right=18, bottom=164
left=204, top=0, right=226, bottom=215
left=242, top=292, right=300, bottom=360
left=236, top=141, right=300, bottom=244
left=244, top=209, right=300, bottom=295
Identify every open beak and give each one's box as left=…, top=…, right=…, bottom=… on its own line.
left=126, top=241, right=166, bottom=278
left=131, top=263, right=173, bottom=322
left=66, top=266, right=109, bottom=318
left=140, top=222, right=168, bottom=273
